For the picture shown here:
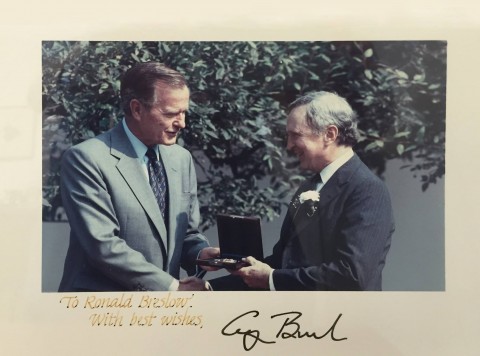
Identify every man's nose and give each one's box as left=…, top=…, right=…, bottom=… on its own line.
left=174, top=113, right=186, bottom=128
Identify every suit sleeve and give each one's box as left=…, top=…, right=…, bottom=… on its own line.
left=272, top=178, right=395, bottom=291
left=180, top=152, right=209, bottom=276
left=61, top=146, right=176, bottom=291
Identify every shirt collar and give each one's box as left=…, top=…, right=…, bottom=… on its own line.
left=122, top=118, right=158, bottom=159
left=319, top=148, right=354, bottom=185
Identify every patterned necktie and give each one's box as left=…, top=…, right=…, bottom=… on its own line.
left=146, top=147, right=168, bottom=221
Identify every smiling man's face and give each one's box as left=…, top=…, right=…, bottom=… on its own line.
left=135, top=81, right=189, bottom=146
left=286, top=105, right=328, bottom=172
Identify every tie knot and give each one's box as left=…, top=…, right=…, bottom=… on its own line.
left=311, top=174, right=322, bottom=184
left=307, top=174, right=322, bottom=191
left=146, top=148, right=157, bottom=162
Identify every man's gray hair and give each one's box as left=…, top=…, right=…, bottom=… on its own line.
left=120, top=62, right=188, bottom=117
left=288, top=91, right=359, bottom=146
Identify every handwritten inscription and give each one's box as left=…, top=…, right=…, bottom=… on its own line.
left=221, top=310, right=347, bottom=351
left=59, top=293, right=204, bottom=328
left=137, top=293, right=194, bottom=309
left=90, top=310, right=125, bottom=327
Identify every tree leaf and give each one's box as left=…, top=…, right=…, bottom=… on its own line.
left=41, top=40, right=446, bottom=226
left=396, top=144, right=405, bottom=155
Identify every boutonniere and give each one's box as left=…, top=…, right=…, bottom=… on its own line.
left=299, top=190, right=320, bottom=204
left=292, top=190, right=320, bottom=217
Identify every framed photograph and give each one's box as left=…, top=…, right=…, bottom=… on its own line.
left=1, top=1, right=479, bottom=355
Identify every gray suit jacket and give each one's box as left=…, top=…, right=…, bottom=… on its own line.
left=58, top=123, right=209, bottom=292
left=266, top=154, right=395, bottom=291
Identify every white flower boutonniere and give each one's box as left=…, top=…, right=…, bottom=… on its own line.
left=292, top=190, right=320, bottom=218
left=299, top=190, right=320, bottom=204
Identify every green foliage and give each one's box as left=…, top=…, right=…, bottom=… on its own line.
left=42, top=41, right=446, bottom=229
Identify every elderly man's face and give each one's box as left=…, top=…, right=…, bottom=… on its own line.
left=135, top=81, right=189, bottom=146
left=286, top=105, right=327, bottom=172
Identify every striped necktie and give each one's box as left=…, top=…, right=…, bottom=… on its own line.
left=146, top=147, right=168, bottom=221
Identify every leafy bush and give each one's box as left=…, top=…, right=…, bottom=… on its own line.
left=42, top=41, right=446, bottom=229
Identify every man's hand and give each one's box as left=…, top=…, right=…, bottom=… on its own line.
left=178, top=276, right=212, bottom=291
left=231, top=256, right=272, bottom=289
left=198, top=247, right=221, bottom=271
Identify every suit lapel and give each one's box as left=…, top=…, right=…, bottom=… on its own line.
left=287, top=154, right=361, bottom=239
left=278, top=177, right=317, bottom=251
left=109, top=124, right=169, bottom=250
left=318, top=154, right=360, bottom=209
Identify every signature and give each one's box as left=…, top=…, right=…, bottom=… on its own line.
left=221, top=310, right=347, bottom=351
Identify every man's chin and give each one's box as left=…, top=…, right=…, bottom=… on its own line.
left=299, top=162, right=315, bottom=172
left=298, top=160, right=309, bottom=170
left=159, top=135, right=178, bottom=146
left=160, top=141, right=177, bottom=146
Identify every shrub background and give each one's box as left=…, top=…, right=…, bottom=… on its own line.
left=42, top=41, right=446, bottom=229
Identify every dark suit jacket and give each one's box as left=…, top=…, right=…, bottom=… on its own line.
left=58, top=123, right=209, bottom=292
left=265, top=154, right=394, bottom=291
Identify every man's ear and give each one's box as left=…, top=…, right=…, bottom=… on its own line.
left=129, top=99, right=143, bottom=121
left=324, top=125, right=339, bottom=144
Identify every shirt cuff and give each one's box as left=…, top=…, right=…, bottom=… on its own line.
left=268, top=269, right=276, bottom=291
left=195, top=249, right=204, bottom=276
left=169, top=279, right=180, bottom=291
